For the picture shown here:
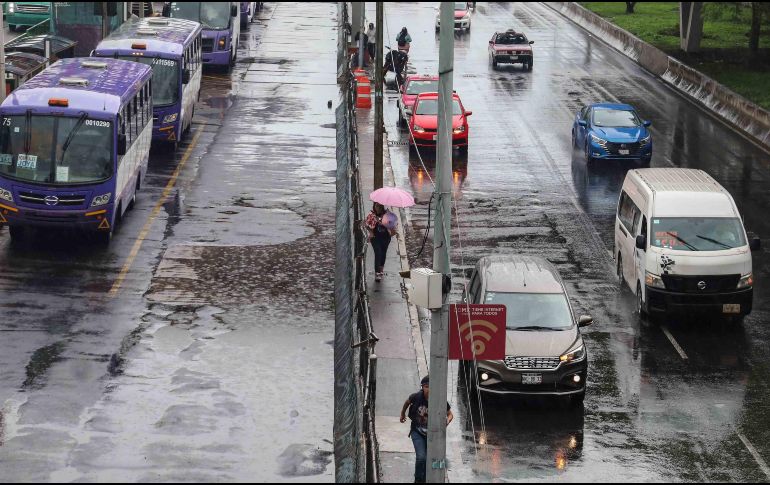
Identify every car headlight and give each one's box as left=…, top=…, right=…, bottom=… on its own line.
left=737, top=273, right=754, bottom=289
left=413, top=124, right=425, bottom=133
left=645, top=271, right=665, bottom=289
left=560, top=345, right=585, bottom=363
left=453, top=125, right=466, bottom=134
left=0, top=188, right=13, bottom=203
left=462, top=13, right=470, bottom=20
left=640, top=134, right=651, bottom=146
left=91, top=193, right=112, bottom=207
left=589, top=133, right=606, bottom=145
left=163, top=113, right=178, bottom=124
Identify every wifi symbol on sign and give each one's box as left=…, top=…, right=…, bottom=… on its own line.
left=458, top=320, right=499, bottom=356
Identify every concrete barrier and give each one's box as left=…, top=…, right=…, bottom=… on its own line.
left=545, top=2, right=770, bottom=150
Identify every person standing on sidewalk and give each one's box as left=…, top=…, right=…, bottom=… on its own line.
left=399, top=375, right=453, bottom=483
left=366, top=22, right=377, bottom=64
left=365, top=202, right=396, bottom=282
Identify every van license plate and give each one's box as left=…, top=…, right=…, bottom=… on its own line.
left=619, top=149, right=630, bottom=155
left=522, top=374, right=542, bottom=385
left=723, top=304, right=740, bottom=314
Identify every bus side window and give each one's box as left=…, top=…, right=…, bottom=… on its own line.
left=139, top=89, right=144, bottom=126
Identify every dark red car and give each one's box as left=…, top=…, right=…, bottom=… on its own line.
left=488, top=30, right=534, bottom=70
left=408, top=92, right=472, bottom=151
left=398, top=74, right=439, bottom=127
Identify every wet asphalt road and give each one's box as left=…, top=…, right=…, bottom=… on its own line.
left=0, top=3, right=336, bottom=481
left=382, top=2, right=770, bottom=482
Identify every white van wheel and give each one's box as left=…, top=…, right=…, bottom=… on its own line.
left=636, top=282, right=647, bottom=320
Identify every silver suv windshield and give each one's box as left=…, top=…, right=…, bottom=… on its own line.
left=484, top=292, right=573, bottom=330
left=651, top=217, right=746, bottom=251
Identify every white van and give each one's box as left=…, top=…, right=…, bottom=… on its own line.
left=615, top=168, right=760, bottom=321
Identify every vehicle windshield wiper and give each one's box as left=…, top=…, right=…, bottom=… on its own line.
left=508, top=325, right=561, bottom=331
left=59, top=112, right=88, bottom=162
left=696, top=234, right=733, bottom=249
left=665, top=231, right=699, bottom=251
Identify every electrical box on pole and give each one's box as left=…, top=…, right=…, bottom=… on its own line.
left=426, top=2, right=454, bottom=483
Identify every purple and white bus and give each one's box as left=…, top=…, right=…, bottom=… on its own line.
left=166, top=2, right=240, bottom=71
left=93, top=17, right=203, bottom=148
left=0, top=58, right=153, bottom=244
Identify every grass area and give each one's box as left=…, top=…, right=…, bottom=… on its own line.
left=580, top=2, right=770, bottom=110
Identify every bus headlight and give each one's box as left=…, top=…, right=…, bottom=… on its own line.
left=645, top=271, right=665, bottom=289
left=737, top=273, right=754, bottom=289
left=218, top=37, right=227, bottom=50
left=0, top=188, right=13, bottom=203
left=91, top=193, right=112, bottom=207
left=163, top=113, right=178, bottom=124
left=560, top=345, right=585, bottom=363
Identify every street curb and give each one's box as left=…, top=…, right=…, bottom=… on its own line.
left=382, top=132, right=429, bottom=378
left=544, top=2, right=770, bottom=153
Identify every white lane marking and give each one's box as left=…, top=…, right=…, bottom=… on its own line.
left=737, top=430, right=770, bottom=480
left=661, top=325, right=688, bottom=361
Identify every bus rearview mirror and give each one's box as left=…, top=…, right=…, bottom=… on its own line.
left=117, top=134, right=127, bottom=156
left=182, top=69, right=191, bottom=85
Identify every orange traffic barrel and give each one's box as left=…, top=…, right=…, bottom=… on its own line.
left=355, top=71, right=372, bottom=109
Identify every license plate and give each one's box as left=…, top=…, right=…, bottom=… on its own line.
left=619, top=149, right=630, bottom=155
left=510, top=55, right=518, bottom=60
left=432, top=135, right=437, bottom=141
left=723, top=304, right=741, bottom=314
left=522, top=373, right=542, bottom=385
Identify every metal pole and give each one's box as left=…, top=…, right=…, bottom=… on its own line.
left=426, top=2, right=453, bottom=483
left=374, top=2, right=383, bottom=189
left=358, top=2, right=366, bottom=68
left=0, top=1, right=5, bottom=103
left=102, top=2, right=110, bottom=41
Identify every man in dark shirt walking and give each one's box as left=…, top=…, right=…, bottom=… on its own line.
left=399, top=375, right=454, bottom=483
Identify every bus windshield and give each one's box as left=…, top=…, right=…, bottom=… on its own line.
left=170, top=2, right=231, bottom=30
left=119, top=56, right=178, bottom=107
left=0, top=115, right=113, bottom=185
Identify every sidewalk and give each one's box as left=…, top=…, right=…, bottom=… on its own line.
left=355, top=108, right=428, bottom=483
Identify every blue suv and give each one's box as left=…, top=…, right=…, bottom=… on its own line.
left=572, top=103, right=652, bottom=165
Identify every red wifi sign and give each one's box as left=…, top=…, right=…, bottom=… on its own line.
left=449, top=304, right=506, bottom=361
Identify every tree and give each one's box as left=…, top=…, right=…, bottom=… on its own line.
left=749, top=2, right=761, bottom=56
left=626, top=2, right=637, bottom=14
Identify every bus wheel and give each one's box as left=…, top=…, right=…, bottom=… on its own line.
left=95, top=230, right=112, bottom=245
left=8, top=225, right=24, bottom=243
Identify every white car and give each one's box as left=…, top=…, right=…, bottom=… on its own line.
left=435, top=2, right=471, bottom=32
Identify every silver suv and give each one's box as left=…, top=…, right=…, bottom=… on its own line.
left=463, top=255, right=593, bottom=407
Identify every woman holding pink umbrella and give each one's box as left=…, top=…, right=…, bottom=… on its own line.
left=366, top=202, right=397, bottom=282
left=366, top=187, right=414, bottom=282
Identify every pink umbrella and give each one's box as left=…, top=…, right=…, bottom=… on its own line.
left=369, top=187, right=415, bottom=208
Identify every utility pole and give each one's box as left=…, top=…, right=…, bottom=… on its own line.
left=0, top=1, right=5, bottom=104
left=426, top=2, right=454, bottom=483
left=374, top=2, right=383, bottom=189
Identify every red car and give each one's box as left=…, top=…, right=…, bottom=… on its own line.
left=398, top=74, right=439, bottom=127
left=488, top=30, right=534, bottom=70
left=409, top=92, right=472, bottom=151
left=435, top=2, right=471, bottom=32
